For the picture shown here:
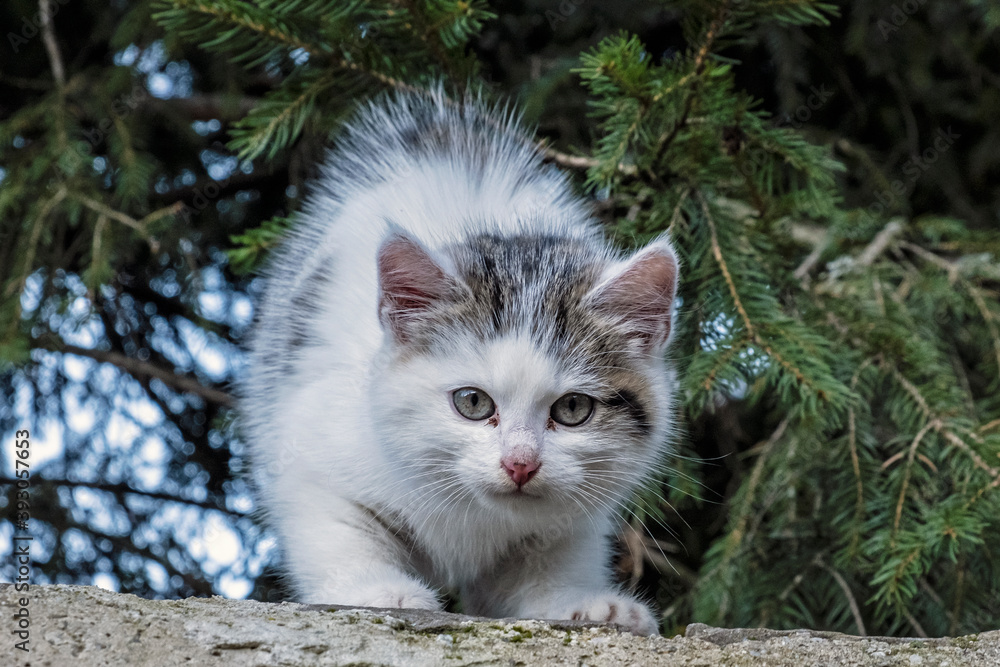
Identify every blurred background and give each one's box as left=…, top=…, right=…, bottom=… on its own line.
left=1, top=0, right=998, bottom=635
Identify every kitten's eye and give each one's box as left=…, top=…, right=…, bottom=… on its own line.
left=550, top=393, right=594, bottom=427
left=452, top=387, right=496, bottom=421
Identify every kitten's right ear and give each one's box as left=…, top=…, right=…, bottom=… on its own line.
left=586, top=239, right=679, bottom=353
left=377, top=233, right=459, bottom=344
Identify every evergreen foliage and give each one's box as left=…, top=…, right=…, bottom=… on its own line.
left=2, top=0, right=998, bottom=636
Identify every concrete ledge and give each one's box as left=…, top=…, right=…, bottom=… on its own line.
left=3, top=583, right=998, bottom=666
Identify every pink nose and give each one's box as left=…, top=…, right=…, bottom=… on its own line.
left=502, top=459, right=540, bottom=488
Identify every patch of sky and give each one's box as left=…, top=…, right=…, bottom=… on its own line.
left=63, top=528, right=98, bottom=565
left=200, top=149, right=239, bottom=181
left=113, top=44, right=141, bottom=67
left=145, top=560, right=170, bottom=593
left=6, top=415, right=63, bottom=472
left=235, top=190, right=259, bottom=204
left=192, top=119, right=222, bottom=136
left=189, top=511, right=241, bottom=570
left=93, top=573, right=120, bottom=592
left=115, top=41, right=194, bottom=100
left=134, top=436, right=169, bottom=490
left=177, top=169, right=198, bottom=187
left=68, top=487, right=130, bottom=536
left=2, top=258, right=264, bottom=597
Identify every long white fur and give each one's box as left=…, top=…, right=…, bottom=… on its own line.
left=242, top=88, right=674, bottom=635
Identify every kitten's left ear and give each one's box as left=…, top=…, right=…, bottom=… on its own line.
left=586, top=239, right=679, bottom=352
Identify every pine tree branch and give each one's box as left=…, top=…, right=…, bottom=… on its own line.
left=3, top=186, right=66, bottom=300
left=701, top=191, right=756, bottom=340
left=714, top=417, right=789, bottom=568
left=965, top=282, right=1000, bottom=379
left=900, top=241, right=958, bottom=280
left=857, top=218, right=904, bottom=267
left=0, top=477, right=243, bottom=514
left=166, top=0, right=323, bottom=55
left=794, top=229, right=831, bottom=287
left=891, top=420, right=935, bottom=545
left=700, top=338, right=747, bottom=391
left=40, top=342, right=235, bottom=408
left=541, top=146, right=638, bottom=176
left=667, top=188, right=691, bottom=235
left=817, top=556, right=867, bottom=636
left=70, top=194, right=182, bottom=254
left=845, top=354, right=868, bottom=557
left=39, top=0, right=66, bottom=92
left=169, top=93, right=260, bottom=119
left=775, top=553, right=815, bottom=605
left=918, top=578, right=960, bottom=636
left=647, top=0, right=730, bottom=180
left=335, top=57, right=424, bottom=95
left=900, top=239, right=1000, bottom=379
left=903, top=608, right=929, bottom=638
left=698, top=192, right=819, bottom=396
left=394, top=0, right=457, bottom=81
left=888, top=366, right=1000, bottom=482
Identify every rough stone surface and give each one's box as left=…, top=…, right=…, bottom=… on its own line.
left=4, top=583, right=999, bottom=666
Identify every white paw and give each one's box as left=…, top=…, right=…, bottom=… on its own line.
left=356, top=582, right=442, bottom=611
left=558, top=593, right=658, bottom=636
left=303, top=577, right=442, bottom=611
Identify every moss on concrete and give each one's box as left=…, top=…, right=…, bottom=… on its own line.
left=3, top=584, right=999, bottom=666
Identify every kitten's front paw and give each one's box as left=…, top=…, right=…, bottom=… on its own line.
left=554, top=593, right=658, bottom=636
left=356, top=582, right=442, bottom=611
left=305, top=577, right=442, bottom=611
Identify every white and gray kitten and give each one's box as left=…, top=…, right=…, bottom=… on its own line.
left=242, top=89, right=678, bottom=635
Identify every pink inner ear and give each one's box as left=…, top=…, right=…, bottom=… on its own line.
left=377, top=234, right=453, bottom=341
left=591, top=244, right=678, bottom=350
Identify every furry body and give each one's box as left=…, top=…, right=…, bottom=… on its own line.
left=242, top=90, right=678, bottom=635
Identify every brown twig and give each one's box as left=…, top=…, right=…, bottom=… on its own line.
left=541, top=146, right=638, bottom=176
left=891, top=420, right=935, bottom=544
left=39, top=0, right=66, bottom=91
left=0, top=477, right=242, bottom=514
left=817, top=556, right=867, bottom=636
left=648, top=1, right=729, bottom=170
left=698, top=192, right=816, bottom=395
left=857, top=218, right=904, bottom=267
left=47, top=342, right=235, bottom=407
left=889, top=367, right=1000, bottom=482
left=793, top=229, right=831, bottom=287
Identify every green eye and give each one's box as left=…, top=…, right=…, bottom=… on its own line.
left=550, top=393, right=594, bottom=426
left=452, top=387, right=496, bottom=421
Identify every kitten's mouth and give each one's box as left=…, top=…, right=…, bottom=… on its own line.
left=487, top=486, right=543, bottom=500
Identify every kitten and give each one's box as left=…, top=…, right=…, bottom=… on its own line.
left=242, top=88, right=678, bottom=636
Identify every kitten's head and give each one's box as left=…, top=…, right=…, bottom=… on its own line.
left=369, top=229, right=678, bottom=518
